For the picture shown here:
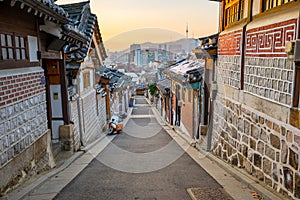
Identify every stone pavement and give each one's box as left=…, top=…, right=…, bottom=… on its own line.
left=5, top=96, right=285, bottom=200
left=148, top=97, right=285, bottom=200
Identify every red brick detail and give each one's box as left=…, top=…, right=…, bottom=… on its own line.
left=246, top=19, right=298, bottom=57
left=0, top=71, right=46, bottom=106
left=218, top=30, right=243, bottom=56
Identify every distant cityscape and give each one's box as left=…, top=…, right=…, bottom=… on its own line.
left=105, top=38, right=199, bottom=71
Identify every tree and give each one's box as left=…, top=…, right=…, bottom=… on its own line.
left=148, top=83, right=158, bottom=97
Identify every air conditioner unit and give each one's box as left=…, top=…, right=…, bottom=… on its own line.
left=285, top=40, right=300, bottom=61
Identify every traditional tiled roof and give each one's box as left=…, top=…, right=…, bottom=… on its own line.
left=1, top=0, right=87, bottom=45
left=157, top=78, right=171, bottom=94
left=194, top=33, right=218, bottom=58
left=164, top=58, right=205, bottom=84
left=61, top=1, right=106, bottom=63
left=100, top=68, right=131, bottom=89
left=1, top=0, right=69, bottom=23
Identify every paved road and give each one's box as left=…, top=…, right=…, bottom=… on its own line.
left=54, top=96, right=230, bottom=200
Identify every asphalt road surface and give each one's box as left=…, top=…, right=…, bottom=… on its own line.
left=54, top=96, right=227, bottom=200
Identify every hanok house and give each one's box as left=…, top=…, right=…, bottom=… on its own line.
left=101, top=68, right=132, bottom=119
left=210, top=0, right=300, bottom=199
left=156, top=78, right=171, bottom=124
left=60, top=1, right=107, bottom=150
left=0, top=0, right=86, bottom=195
left=193, top=33, right=218, bottom=151
left=163, top=58, right=205, bottom=142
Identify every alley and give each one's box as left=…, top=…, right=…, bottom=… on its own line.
left=52, top=96, right=232, bottom=200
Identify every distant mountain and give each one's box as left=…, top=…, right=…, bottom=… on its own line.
left=108, top=38, right=199, bottom=54
left=104, top=28, right=186, bottom=51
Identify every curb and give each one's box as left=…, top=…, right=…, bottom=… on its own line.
left=206, top=154, right=285, bottom=200
left=186, top=188, right=198, bottom=200
left=7, top=132, right=108, bottom=200
left=149, top=102, right=285, bottom=200
left=8, top=106, right=135, bottom=200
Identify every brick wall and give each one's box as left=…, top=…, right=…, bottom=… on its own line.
left=0, top=67, right=49, bottom=194
left=218, top=30, right=242, bottom=56
left=246, top=19, right=297, bottom=57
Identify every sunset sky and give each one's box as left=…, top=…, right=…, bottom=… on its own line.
left=56, top=0, right=220, bottom=51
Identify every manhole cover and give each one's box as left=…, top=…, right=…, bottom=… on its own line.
left=187, top=188, right=234, bottom=200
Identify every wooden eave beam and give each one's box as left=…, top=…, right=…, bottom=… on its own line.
left=18, top=0, right=69, bottom=24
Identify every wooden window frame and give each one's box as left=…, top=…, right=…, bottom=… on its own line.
left=0, top=32, right=28, bottom=61
left=0, top=31, right=37, bottom=69
left=261, top=0, right=295, bottom=12
left=224, top=0, right=244, bottom=28
left=14, top=35, right=27, bottom=60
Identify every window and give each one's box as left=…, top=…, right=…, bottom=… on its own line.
left=0, top=33, right=27, bottom=61
left=262, top=0, right=295, bottom=11
left=15, top=36, right=27, bottom=60
left=224, top=0, right=244, bottom=27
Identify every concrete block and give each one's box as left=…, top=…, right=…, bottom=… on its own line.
left=59, top=125, right=74, bottom=151
left=59, top=125, right=73, bottom=139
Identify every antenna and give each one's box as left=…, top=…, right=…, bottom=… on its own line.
left=186, top=23, right=189, bottom=55
left=186, top=23, right=189, bottom=39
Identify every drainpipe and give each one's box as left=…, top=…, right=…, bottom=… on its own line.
left=196, top=81, right=201, bottom=139
left=76, top=78, right=84, bottom=147
left=169, top=81, right=173, bottom=126
left=206, top=56, right=216, bottom=152
left=192, top=89, right=195, bottom=139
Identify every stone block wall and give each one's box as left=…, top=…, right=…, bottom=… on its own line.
left=211, top=16, right=300, bottom=199
left=217, top=55, right=241, bottom=89
left=97, top=94, right=106, bottom=131
left=0, top=67, right=50, bottom=194
left=70, top=101, right=81, bottom=151
left=81, top=90, right=101, bottom=144
left=244, top=57, right=294, bottom=106
left=212, top=96, right=300, bottom=199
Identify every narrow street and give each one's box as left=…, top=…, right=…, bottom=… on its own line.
left=52, top=96, right=232, bottom=200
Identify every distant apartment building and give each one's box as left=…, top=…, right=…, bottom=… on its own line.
left=135, top=49, right=142, bottom=67
left=130, top=44, right=141, bottom=64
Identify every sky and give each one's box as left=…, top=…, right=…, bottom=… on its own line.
left=56, top=0, right=220, bottom=51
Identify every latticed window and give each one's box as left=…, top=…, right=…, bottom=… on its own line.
left=0, top=33, right=27, bottom=61
left=262, top=0, right=295, bottom=11
left=224, top=0, right=244, bottom=27
left=15, top=36, right=27, bottom=60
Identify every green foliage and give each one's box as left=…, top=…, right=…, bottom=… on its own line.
left=148, top=83, right=157, bottom=96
